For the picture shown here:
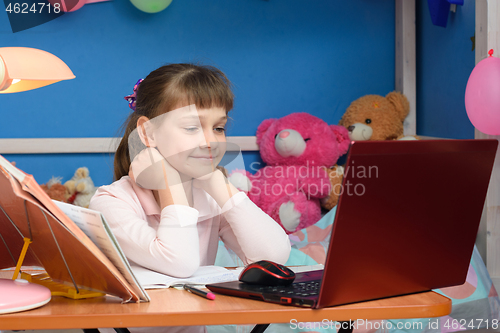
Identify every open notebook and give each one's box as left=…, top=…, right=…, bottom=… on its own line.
left=0, top=155, right=148, bottom=302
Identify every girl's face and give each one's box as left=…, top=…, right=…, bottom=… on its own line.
left=147, top=105, right=228, bottom=179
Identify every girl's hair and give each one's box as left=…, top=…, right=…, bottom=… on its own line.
left=114, top=63, right=234, bottom=181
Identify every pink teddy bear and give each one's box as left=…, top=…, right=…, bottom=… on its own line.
left=229, top=113, right=350, bottom=234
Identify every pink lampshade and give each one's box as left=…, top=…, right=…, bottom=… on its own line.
left=0, top=47, right=75, bottom=94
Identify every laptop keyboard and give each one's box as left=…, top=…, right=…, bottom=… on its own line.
left=253, top=280, right=321, bottom=297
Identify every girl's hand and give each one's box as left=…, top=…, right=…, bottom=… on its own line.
left=192, top=168, right=226, bottom=192
left=130, top=148, right=189, bottom=208
left=193, top=169, right=240, bottom=207
left=129, top=147, right=180, bottom=190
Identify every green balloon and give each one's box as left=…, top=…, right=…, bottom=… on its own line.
left=130, top=0, right=173, bottom=13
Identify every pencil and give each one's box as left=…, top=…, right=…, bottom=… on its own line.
left=183, top=284, right=216, bottom=300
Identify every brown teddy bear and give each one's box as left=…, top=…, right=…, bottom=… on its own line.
left=339, top=91, right=411, bottom=141
left=320, top=92, right=415, bottom=211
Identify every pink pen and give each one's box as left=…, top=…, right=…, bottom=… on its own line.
left=183, top=284, right=216, bottom=300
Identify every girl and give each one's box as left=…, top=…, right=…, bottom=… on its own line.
left=89, top=63, right=290, bottom=291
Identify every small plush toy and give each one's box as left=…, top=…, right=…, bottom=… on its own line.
left=64, top=167, right=97, bottom=208
left=229, top=113, right=350, bottom=234
left=339, top=91, right=413, bottom=141
left=41, top=177, right=69, bottom=203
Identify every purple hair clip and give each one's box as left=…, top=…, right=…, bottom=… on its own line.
left=124, top=78, right=144, bottom=111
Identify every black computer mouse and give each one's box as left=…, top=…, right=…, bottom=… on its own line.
left=239, top=260, right=295, bottom=286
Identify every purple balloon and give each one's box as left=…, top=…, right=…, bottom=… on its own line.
left=465, top=50, right=500, bottom=135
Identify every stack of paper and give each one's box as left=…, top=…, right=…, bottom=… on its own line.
left=131, top=265, right=240, bottom=289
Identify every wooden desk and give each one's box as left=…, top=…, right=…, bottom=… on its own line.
left=0, top=288, right=451, bottom=331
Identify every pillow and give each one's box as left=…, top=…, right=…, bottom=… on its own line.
left=285, top=207, right=336, bottom=266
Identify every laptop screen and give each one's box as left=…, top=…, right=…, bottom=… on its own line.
left=318, top=139, right=497, bottom=308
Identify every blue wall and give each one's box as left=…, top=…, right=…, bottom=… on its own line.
left=416, top=0, right=476, bottom=139
left=1, top=0, right=396, bottom=186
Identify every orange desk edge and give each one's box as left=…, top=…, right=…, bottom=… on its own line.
left=0, top=288, right=452, bottom=330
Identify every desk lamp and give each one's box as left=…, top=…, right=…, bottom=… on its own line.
left=0, top=46, right=75, bottom=314
left=0, top=47, right=75, bottom=93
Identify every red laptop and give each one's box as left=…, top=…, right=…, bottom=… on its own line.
left=207, top=139, right=498, bottom=308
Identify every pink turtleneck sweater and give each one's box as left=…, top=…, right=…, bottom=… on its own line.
left=89, top=176, right=291, bottom=278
